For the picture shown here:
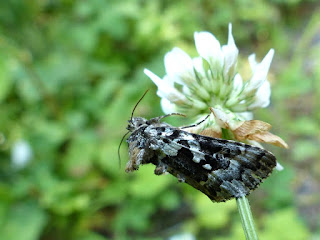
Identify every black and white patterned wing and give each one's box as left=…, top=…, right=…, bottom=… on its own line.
left=150, top=126, right=276, bottom=202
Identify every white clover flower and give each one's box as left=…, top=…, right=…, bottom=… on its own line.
left=144, top=23, right=288, bottom=157
left=11, top=140, right=33, bottom=169
left=169, top=233, right=195, bottom=240
left=145, top=24, right=273, bottom=118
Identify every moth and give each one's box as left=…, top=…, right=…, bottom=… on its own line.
left=122, top=91, right=277, bottom=202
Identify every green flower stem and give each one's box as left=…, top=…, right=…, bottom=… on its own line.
left=236, top=196, right=259, bottom=240
left=221, top=129, right=258, bottom=239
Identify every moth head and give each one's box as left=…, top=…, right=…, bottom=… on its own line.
left=127, top=117, right=147, bottom=131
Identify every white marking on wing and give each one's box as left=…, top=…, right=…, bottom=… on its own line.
left=203, top=164, right=212, bottom=170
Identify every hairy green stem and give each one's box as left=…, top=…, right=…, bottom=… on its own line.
left=221, top=129, right=258, bottom=239
left=237, top=196, right=259, bottom=240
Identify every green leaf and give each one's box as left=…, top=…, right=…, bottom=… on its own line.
left=0, top=54, right=13, bottom=102
left=292, top=140, right=319, bottom=162
left=78, top=232, right=109, bottom=240
left=0, top=201, right=47, bottom=240
left=194, top=194, right=236, bottom=229
left=129, top=165, right=173, bottom=199
left=114, top=199, right=155, bottom=233
left=98, top=180, right=128, bottom=205
left=260, top=208, right=310, bottom=240
left=261, top=167, right=294, bottom=209
left=288, top=117, right=320, bottom=137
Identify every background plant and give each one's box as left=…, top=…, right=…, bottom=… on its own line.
left=0, top=0, right=319, bottom=239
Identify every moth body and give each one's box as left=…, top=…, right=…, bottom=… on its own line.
left=126, top=116, right=276, bottom=202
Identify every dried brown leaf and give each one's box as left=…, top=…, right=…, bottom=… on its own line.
left=233, top=120, right=271, bottom=138
left=199, top=128, right=222, bottom=138
left=247, top=132, right=289, bottom=149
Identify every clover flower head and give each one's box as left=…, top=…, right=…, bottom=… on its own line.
left=11, top=140, right=33, bottom=169
left=145, top=24, right=274, bottom=116
left=144, top=24, right=287, bottom=168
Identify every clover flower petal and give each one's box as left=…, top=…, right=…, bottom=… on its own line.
left=164, top=47, right=195, bottom=86
left=194, top=31, right=223, bottom=71
left=244, top=49, right=274, bottom=94
left=161, top=98, right=177, bottom=114
left=249, top=80, right=271, bottom=109
left=222, top=24, right=239, bottom=81
left=144, top=69, right=188, bottom=104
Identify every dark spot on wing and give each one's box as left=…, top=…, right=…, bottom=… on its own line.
left=177, top=140, right=190, bottom=148
left=156, top=127, right=166, bottom=135
left=161, top=147, right=208, bottom=182
left=170, top=130, right=180, bottom=139
left=204, top=155, right=220, bottom=170
left=221, top=147, right=231, bottom=158
left=198, top=140, right=223, bottom=154
left=163, top=138, right=170, bottom=144
left=176, top=147, right=193, bottom=162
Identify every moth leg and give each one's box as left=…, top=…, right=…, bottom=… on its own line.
left=125, top=147, right=145, bottom=172
left=177, top=173, right=186, bottom=183
left=154, top=161, right=168, bottom=175
left=180, top=114, right=210, bottom=129
left=147, top=113, right=186, bottom=124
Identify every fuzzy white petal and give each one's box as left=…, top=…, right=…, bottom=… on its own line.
left=194, top=31, right=223, bottom=70
left=192, top=98, right=208, bottom=110
left=233, top=73, right=243, bottom=92
left=192, top=56, right=213, bottom=89
left=144, top=69, right=168, bottom=88
left=257, top=80, right=271, bottom=107
left=192, top=57, right=204, bottom=75
left=160, top=98, right=177, bottom=114
left=222, top=24, right=239, bottom=80
left=246, top=49, right=274, bottom=92
left=225, top=74, right=243, bottom=107
left=248, top=80, right=271, bottom=109
left=182, top=85, right=192, bottom=96
left=248, top=53, right=257, bottom=71
left=164, top=47, right=195, bottom=85
left=144, top=69, right=187, bottom=103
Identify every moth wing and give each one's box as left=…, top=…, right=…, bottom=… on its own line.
left=152, top=126, right=276, bottom=202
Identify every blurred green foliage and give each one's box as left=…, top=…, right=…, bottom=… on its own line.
left=0, top=0, right=319, bottom=239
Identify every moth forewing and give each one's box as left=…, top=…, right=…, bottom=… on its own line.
left=126, top=116, right=277, bottom=202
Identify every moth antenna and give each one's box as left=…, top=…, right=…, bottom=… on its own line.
left=180, top=114, right=210, bottom=129
left=131, top=89, right=149, bottom=121
left=118, top=131, right=130, bottom=168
